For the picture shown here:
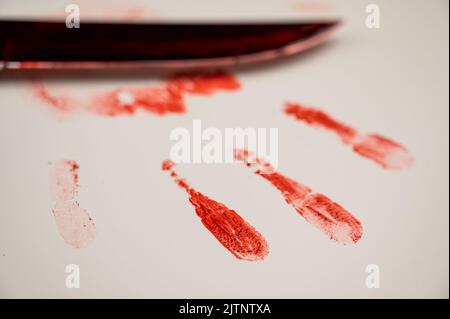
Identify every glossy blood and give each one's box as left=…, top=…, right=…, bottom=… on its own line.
left=284, top=102, right=413, bottom=169
left=162, top=160, right=268, bottom=261
left=167, top=72, right=241, bottom=94
left=50, top=160, right=96, bottom=248
left=234, top=150, right=363, bottom=244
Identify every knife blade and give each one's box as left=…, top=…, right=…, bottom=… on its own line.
left=0, top=19, right=340, bottom=70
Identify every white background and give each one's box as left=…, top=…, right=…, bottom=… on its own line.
left=0, top=0, right=448, bottom=298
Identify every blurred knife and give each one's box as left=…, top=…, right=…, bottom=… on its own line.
left=0, top=19, right=340, bottom=70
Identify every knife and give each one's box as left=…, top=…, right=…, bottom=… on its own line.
left=0, top=19, right=340, bottom=70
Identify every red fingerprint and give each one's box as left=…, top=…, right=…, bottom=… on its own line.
left=284, top=102, right=414, bottom=170
left=162, top=160, right=269, bottom=261
left=50, top=160, right=96, bottom=248
left=234, top=150, right=363, bottom=244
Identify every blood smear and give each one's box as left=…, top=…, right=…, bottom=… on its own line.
left=162, top=160, right=268, bottom=261
left=32, top=71, right=239, bottom=116
left=50, top=160, right=96, bottom=248
left=234, top=150, right=363, bottom=244
left=167, top=72, right=241, bottom=95
left=89, top=71, right=240, bottom=116
left=33, top=83, right=75, bottom=112
left=90, top=85, right=185, bottom=116
left=284, top=102, right=414, bottom=170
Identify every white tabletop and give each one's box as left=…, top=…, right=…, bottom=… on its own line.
left=0, top=0, right=448, bottom=298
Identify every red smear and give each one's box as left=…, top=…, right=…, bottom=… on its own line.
left=20, top=62, right=54, bottom=69
left=33, top=83, right=75, bottom=112
left=167, top=72, right=241, bottom=95
left=162, top=160, right=268, bottom=261
left=86, top=72, right=239, bottom=117
left=234, top=150, right=363, bottom=244
left=284, top=102, right=414, bottom=170
left=50, top=160, right=96, bottom=248
left=90, top=85, right=185, bottom=116
left=121, top=7, right=148, bottom=21
left=285, top=102, right=357, bottom=143
left=352, top=133, right=413, bottom=170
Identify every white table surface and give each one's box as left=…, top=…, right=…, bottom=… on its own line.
left=0, top=0, right=448, bottom=298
